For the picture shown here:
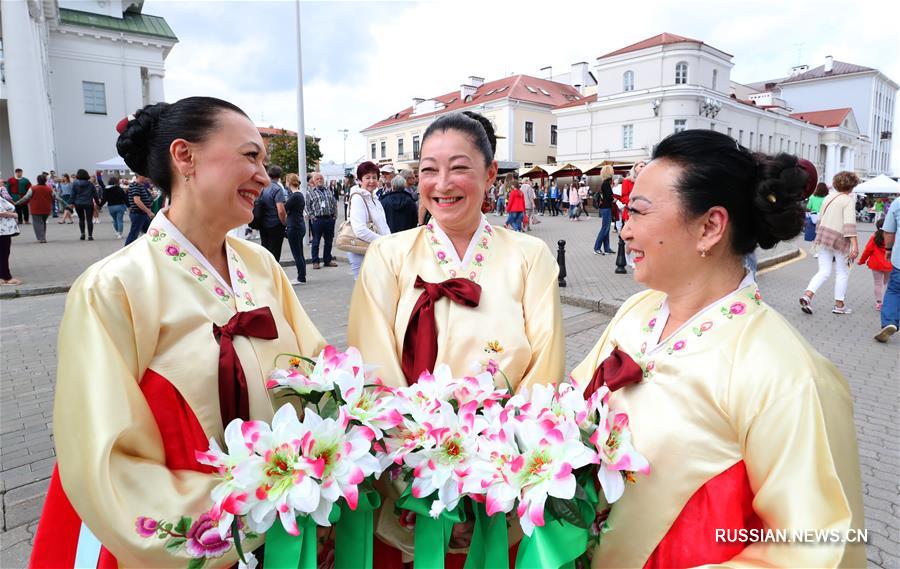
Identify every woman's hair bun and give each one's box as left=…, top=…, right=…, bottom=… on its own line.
left=751, top=153, right=807, bottom=249
left=116, top=102, right=169, bottom=176
left=462, top=111, right=497, bottom=155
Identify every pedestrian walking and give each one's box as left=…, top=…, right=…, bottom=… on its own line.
left=800, top=171, right=860, bottom=315
left=124, top=175, right=153, bottom=245
left=856, top=218, right=891, bottom=312
left=593, top=165, right=615, bottom=254
left=6, top=168, right=31, bottom=224
left=258, top=165, right=287, bottom=262
left=578, top=182, right=590, bottom=217
left=101, top=177, right=128, bottom=239
left=57, top=173, right=75, bottom=224
left=379, top=174, right=418, bottom=233
left=21, top=173, right=54, bottom=242
left=521, top=178, right=536, bottom=230
left=805, top=182, right=828, bottom=255
left=495, top=176, right=507, bottom=216
left=568, top=183, right=581, bottom=220
left=307, top=171, right=338, bottom=269
left=284, top=173, right=307, bottom=284
left=71, top=169, right=99, bottom=241
left=875, top=197, right=899, bottom=342
left=0, top=185, right=22, bottom=285
left=549, top=180, right=560, bottom=216
left=91, top=175, right=103, bottom=224
left=505, top=178, right=525, bottom=231
left=347, top=161, right=390, bottom=279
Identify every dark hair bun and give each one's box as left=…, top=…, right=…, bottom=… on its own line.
left=116, top=102, right=169, bottom=176
left=751, top=153, right=807, bottom=249
left=462, top=111, right=497, bottom=155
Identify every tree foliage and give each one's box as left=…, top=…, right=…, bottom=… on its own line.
left=268, top=134, right=323, bottom=174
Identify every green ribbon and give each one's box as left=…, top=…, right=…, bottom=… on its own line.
left=515, top=483, right=599, bottom=569
left=334, top=490, right=382, bottom=569
left=464, top=501, right=510, bottom=569
left=396, top=486, right=466, bottom=569
left=264, top=514, right=318, bottom=569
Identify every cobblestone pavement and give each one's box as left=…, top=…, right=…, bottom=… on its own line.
left=1, top=213, right=896, bottom=567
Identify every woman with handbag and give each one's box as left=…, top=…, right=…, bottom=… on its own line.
left=345, top=161, right=390, bottom=279
left=0, top=184, right=22, bottom=285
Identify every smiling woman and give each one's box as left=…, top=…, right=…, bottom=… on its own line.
left=29, top=97, right=327, bottom=568
left=347, top=111, right=565, bottom=567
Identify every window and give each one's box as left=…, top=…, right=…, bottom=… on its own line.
left=412, top=135, right=420, bottom=159
left=779, top=137, right=784, bottom=151
left=525, top=121, right=534, bottom=143
left=759, top=133, right=764, bottom=150
left=675, top=62, right=688, bottom=85
left=794, top=141, right=798, bottom=154
left=712, top=69, right=718, bottom=90
left=550, top=124, right=558, bottom=146
left=749, top=131, right=754, bottom=150
left=710, top=122, right=716, bottom=131
left=380, top=141, right=386, bottom=158
left=623, top=70, right=634, bottom=92
left=768, top=136, right=772, bottom=153
left=371, top=143, right=376, bottom=160
left=398, top=138, right=404, bottom=156
left=739, top=130, right=744, bottom=145
left=674, top=119, right=687, bottom=133
left=727, top=127, right=733, bottom=138
left=82, top=81, right=107, bottom=114
left=622, top=124, right=634, bottom=149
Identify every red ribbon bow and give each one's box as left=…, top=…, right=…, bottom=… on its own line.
left=212, top=306, right=279, bottom=426
left=401, top=275, right=481, bottom=384
left=583, top=346, right=643, bottom=398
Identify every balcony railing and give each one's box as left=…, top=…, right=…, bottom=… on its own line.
left=398, top=152, right=420, bottom=162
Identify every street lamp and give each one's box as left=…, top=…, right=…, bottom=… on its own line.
left=337, top=128, right=349, bottom=175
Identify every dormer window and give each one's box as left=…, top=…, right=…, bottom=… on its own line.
left=623, top=70, right=634, bottom=92
left=712, top=69, right=718, bottom=90
left=675, top=62, right=688, bottom=85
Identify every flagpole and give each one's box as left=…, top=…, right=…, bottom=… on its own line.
left=295, top=0, right=307, bottom=192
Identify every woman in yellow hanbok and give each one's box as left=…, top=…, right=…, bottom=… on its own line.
left=30, top=97, right=325, bottom=568
left=572, top=130, right=865, bottom=568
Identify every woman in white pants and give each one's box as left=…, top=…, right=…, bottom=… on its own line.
left=800, top=171, right=860, bottom=314
left=347, top=161, right=390, bottom=279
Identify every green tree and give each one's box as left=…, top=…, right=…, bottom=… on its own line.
left=267, top=134, right=323, bottom=174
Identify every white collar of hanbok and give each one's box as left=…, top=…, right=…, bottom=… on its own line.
left=648, top=271, right=756, bottom=352
left=429, top=214, right=490, bottom=268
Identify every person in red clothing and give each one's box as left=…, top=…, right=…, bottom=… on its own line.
left=617, top=160, right=646, bottom=266
left=17, top=173, right=54, bottom=242
left=504, top=175, right=526, bottom=231
left=858, top=218, right=893, bottom=311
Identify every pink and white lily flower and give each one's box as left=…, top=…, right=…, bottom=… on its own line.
left=333, top=361, right=403, bottom=439
left=590, top=410, right=650, bottom=503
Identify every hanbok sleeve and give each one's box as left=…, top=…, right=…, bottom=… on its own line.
left=347, top=240, right=406, bottom=386
left=516, top=244, right=566, bottom=390
left=54, top=274, right=256, bottom=568
left=715, top=367, right=865, bottom=567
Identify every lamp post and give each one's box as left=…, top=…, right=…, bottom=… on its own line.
left=338, top=128, right=349, bottom=175
left=295, top=0, right=307, bottom=192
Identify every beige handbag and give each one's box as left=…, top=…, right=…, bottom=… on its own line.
left=335, top=193, right=374, bottom=254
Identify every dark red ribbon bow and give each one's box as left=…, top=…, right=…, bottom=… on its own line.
left=212, top=306, right=278, bottom=426
left=401, top=276, right=481, bottom=384
left=583, top=346, right=643, bottom=398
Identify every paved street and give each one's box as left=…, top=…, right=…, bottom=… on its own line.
left=1, top=212, right=897, bottom=567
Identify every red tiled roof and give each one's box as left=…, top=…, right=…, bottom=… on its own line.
left=258, top=126, right=297, bottom=137
left=555, top=93, right=597, bottom=110
left=781, top=61, right=875, bottom=84
left=363, top=75, right=584, bottom=131
left=598, top=33, right=719, bottom=59
left=788, top=108, right=852, bottom=128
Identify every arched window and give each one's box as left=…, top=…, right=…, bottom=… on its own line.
left=623, top=70, right=634, bottom=92
left=712, top=69, right=718, bottom=90
left=675, top=62, right=688, bottom=85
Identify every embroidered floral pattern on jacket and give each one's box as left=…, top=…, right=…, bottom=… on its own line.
left=424, top=221, right=495, bottom=283
left=148, top=227, right=167, bottom=243
left=135, top=513, right=257, bottom=569
left=190, top=267, right=209, bottom=282
left=164, top=244, right=187, bottom=261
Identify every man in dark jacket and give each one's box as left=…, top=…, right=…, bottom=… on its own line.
left=379, top=176, right=418, bottom=233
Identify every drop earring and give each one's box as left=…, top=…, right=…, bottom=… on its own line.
left=700, top=249, right=709, bottom=258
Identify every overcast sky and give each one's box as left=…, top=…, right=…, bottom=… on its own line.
left=144, top=0, right=900, bottom=172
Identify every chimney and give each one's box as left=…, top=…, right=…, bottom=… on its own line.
left=570, top=62, right=589, bottom=90
left=540, top=66, right=552, bottom=79
left=460, top=84, right=476, bottom=100
left=824, top=55, right=833, bottom=73
left=468, top=76, right=485, bottom=88
left=790, top=64, right=809, bottom=77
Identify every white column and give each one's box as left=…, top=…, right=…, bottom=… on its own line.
left=147, top=70, right=166, bottom=104
left=824, top=143, right=838, bottom=185
left=1, top=0, right=56, bottom=174
left=848, top=147, right=856, bottom=172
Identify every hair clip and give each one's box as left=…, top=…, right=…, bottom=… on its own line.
left=766, top=193, right=777, bottom=203
left=115, top=115, right=135, bottom=134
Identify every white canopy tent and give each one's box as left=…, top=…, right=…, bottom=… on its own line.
left=95, top=155, right=128, bottom=171
left=852, top=174, right=900, bottom=195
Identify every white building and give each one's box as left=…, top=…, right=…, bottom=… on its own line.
left=553, top=33, right=875, bottom=184
left=746, top=57, right=897, bottom=176
left=0, top=0, right=177, bottom=177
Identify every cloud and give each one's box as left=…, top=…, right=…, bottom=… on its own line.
left=147, top=0, right=900, bottom=172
